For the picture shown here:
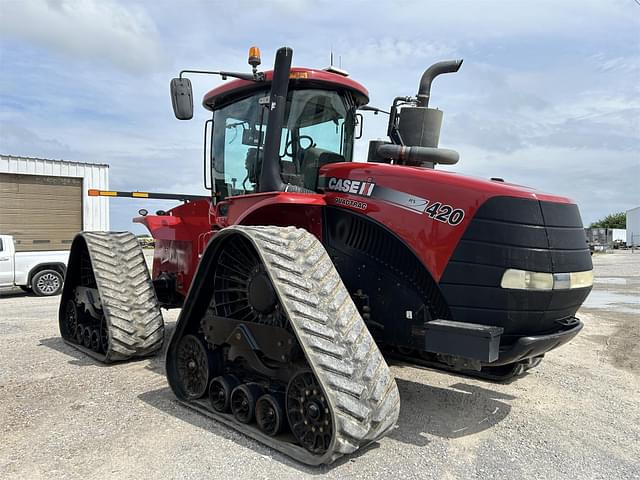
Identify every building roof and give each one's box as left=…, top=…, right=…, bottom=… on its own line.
left=0, top=154, right=109, bottom=168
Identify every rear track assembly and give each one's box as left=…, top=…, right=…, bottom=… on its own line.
left=58, top=232, right=164, bottom=362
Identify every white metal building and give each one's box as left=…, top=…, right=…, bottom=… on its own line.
left=627, top=206, right=640, bottom=247
left=0, top=154, right=109, bottom=251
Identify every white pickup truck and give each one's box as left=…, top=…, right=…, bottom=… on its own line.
left=0, top=234, right=69, bottom=296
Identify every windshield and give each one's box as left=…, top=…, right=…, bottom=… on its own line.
left=212, top=89, right=354, bottom=199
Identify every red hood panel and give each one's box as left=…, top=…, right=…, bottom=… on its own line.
left=319, top=162, right=574, bottom=280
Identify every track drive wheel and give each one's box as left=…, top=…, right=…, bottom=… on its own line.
left=175, top=335, right=209, bottom=399
left=208, top=375, right=240, bottom=413
left=286, top=371, right=332, bottom=454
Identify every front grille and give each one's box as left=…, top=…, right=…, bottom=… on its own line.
left=439, top=196, right=592, bottom=336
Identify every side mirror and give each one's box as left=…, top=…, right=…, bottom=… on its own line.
left=170, top=78, right=193, bottom=120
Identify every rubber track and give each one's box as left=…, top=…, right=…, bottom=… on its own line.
left=224, top=225, right=401, bottom=464
left=66, top=232, right=164, bottom=362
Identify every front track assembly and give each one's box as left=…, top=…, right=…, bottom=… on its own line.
left=166, top=226, right=400, bottom=465
left=58, top=232, right=164, bottom=362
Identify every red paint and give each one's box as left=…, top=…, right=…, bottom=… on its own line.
left=203, top=68, right=369, bottom=109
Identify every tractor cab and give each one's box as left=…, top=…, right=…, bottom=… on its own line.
left=169, top=46, right=370, bottom=202
left=170, top=46, right=463, bottom=205
left=204, top=80, right=362, bottom=199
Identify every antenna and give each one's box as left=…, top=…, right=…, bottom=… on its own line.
left=324, top=46, right=349, bottom=76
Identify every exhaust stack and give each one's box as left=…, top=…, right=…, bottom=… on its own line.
left=416, top=59, right=463, bottom=108
left=374, top=59, right=463, bottom=168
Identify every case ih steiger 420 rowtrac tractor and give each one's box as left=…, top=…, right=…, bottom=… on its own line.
left=58, top=47, right=593, bottom=464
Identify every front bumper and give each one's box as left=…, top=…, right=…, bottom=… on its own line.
left=490, top=317, right=583, bottom=366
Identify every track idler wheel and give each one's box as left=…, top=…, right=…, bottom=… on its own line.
left=208, top=375, right=240, bottom=413
left=256, top=393, right=285, bottom=437
left=286, top=371, right=332, bottom=454
left=230, top=383, right=264, bottom=424
left=175, top=335, right=209, bottom=399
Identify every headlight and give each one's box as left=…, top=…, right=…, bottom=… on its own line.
left=500, top=269, right=593, bottom=290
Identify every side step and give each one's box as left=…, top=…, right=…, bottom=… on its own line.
left=425, top=319, right=503, bottom=363
left=58, top=231, right=164, bottom=362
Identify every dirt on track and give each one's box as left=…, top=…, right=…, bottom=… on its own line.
left=1, top=251, right=638, bottom=479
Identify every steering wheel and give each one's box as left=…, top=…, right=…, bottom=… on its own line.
left=283, top=135, right=314, bottom=158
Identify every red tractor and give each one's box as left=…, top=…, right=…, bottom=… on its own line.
left=58, top=47, right=593, bottom=464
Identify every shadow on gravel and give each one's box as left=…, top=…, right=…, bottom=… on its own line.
left=138, top=386, right=377, bottom=475
left=39, top=337, right=109, bottom=366
left=389, top=378, right=514, bottom=447
left=39, top=321, right=177, bottom=371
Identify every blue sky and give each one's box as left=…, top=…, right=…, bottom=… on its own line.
left=1, top=0, right=638, bottom=233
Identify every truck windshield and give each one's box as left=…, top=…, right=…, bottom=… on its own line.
left=212, top=89, right=354, bottom=199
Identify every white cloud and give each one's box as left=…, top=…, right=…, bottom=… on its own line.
left=0, top=0, right=163, bottom=72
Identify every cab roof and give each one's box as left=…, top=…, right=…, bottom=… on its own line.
left=202, top=67, right=369, bottom=111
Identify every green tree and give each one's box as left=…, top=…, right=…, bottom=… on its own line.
left=590, top=212, right=626, bottom=229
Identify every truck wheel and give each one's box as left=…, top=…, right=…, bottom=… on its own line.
left=32, top=269, right=63, bottom=296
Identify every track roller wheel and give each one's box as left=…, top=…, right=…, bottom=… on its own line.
left=63, top=299, right=78, bottom=339
left=99, top=319, right=109, bottom=353
left=75, top=323, right=84, bottom=344
left=286, top=371, right=332, bottom=454
left=208, top=375, right=240, bottom=413
left=89, top=329, right=100, bottom=351
left=82, top=326, right=92, bottom=348
left=230, top=383, right=264, bottom=424
left=256, top=393, right=285, bottom=437
left=175, top=335, right=209, bottom=399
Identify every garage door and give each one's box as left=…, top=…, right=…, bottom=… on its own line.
left=0, top=173, right=82, bottom=251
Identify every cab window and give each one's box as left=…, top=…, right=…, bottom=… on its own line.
left=211, top=88, right=354, bottom=199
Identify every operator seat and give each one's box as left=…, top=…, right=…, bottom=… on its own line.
left=302, top=147, right=345, bottom=191
left=244, top=147, right=261, bottom=188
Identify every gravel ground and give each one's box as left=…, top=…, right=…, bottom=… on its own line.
left=0, top=251, right=638, bottom=479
